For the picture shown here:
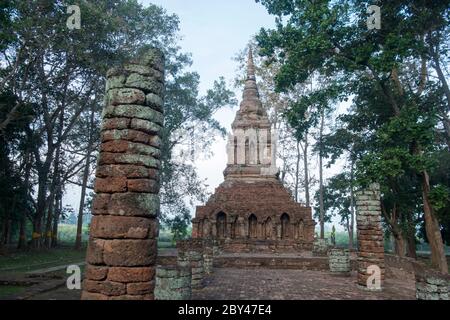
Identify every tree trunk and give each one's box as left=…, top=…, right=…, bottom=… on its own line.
left=51, top=190, right=62, bottom=248
left=349, top=162, right=355, bottom=250
left=3, top=203, right=13, bottom=245
left=45, top=103, right=64, bottom=249
left=421, top=170, right=448, bottom=274
left=31, top=154, right=53, bottom=249
left=18, top=151, right=32, bottom=250
left=432, top=48, right=450, bottom=150
left=17, top=215, right=27, bottom=250
left=294, top=140, right=301, bottom=202
left=5, top=219, right=12, bottom=245
left=44, top=193, right=56, bottom=249
left=1, top=218, right=6, bottom=246
left=75, top=106, right=95, bottom=250
left=303, top=133, right=310, bottom=207
left=319, top=111, right=325, bottom=239
left=406, top=228, right=417, bottom=259
left=393, top=233, right=406, bottom=257
left=381, top=200, right=406, bottom=257
left=75, top=159, right=90, bottom=250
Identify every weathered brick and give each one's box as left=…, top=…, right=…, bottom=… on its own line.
left=108, top=294, right=154, bottom=300
left=126, top=73, right=164, bottom=96
left=108, top=267, right=155, bottom=283
left=108, top=192, right=159, bottom=217
left=101, top=129, right=151, bottom=144
left=100, top=140, right=161, bottom=158
left=138, top=49, right=165, bottom=72
left=86, top=238, right=105, bottom=265
left=107, top=88, right=146, bottom=106
left=92, top=193, right=111, bottom=215
left=90, top=216, right=157, bottom=239
left=81, top=290, right=109, bottom=300
left=127, top=179, right=159, bottom=193
left=84, top=280, right=127, bottom=296
left=105, top=75, right=126, bottom=91
left=101, top=118, right=130, bottom=131
left=102, top=239, right=157, bottom=267
left=85, top=265, right=109, bottom=281
left=103, top=105, right=163, bottom=125
left=146, top=93, right=164, bottom=112
left=96, top=165, right=158, bottom=181
left=94, top=177, right=127, bottom=193
left=127, top=281, right=155, bottom=295
left=129, top=118, right=162, bottom=135
left=98, top=152, right=160, bottom=169
left=123, top=64, right=164, bottom=81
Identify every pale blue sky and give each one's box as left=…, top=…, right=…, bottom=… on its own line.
left=142, top=0, right=276, bottom=94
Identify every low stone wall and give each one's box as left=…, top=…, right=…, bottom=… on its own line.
left=154, top=265, right=191, bottom=300
left=176, top=239, right=206, bottom=289
left=203, top=249, right=214, bottom=275
left=188, top=251, right=204, bottom=289
left=328, top=249, right=350, bottom=274
left=312, top=238, right=328, bottom=256
left=216, top=239, right=313, bottom=253
left=214, top=256, right=330, bottom=270
left=413, top=262, right=449, bottom=300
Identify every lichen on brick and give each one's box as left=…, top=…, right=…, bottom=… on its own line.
left=125, top=73, right=164, bottom=96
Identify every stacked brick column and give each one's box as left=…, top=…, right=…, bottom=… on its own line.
left=355, top=183, right=385, bottom=289
left=177, top=239, right=205, bottom=289
left=154, top=265, right=192, bottom=300
left=312, top=238, right=328, bottom=256
left=328, top=248, right=350, bottom=274
left=81, top=49, right=165, bottom=300
left=413, top=262, right=450, bottom=300
left=203, top=240, right=214, bottom=275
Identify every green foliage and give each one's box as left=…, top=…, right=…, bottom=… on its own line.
left=315, top=171, right=354, bottom=230
left=0, top=1, right=236, bottom=247
left=57, top=224, right=89, bottom=245
left=256, top=0, right=450, bottom=258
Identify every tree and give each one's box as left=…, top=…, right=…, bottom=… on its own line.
left=256, top=0, right=450, bottom=273
left=0, top=1, right=236, bottom=249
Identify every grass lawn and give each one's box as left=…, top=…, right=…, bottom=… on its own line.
left=0, top=247, right=87, bottom=273
left=0, top=285, right=27, bottom=299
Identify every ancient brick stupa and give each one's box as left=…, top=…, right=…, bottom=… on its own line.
left=192, top=48, right=315, bottom=252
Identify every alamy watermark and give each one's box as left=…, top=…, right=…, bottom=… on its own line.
left=66, top=5, right=81, bottom=30
left=367, top=5, right=381, bottom=30
left=366, top=264, right=382, bottom=290
left=66, top=265, right=81, bottom=290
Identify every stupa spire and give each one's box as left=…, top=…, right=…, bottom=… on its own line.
left=232, top=45, right=268, bottom=128
left=247, top=47, right=256, bottom=81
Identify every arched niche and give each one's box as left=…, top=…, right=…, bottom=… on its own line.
left=233, top=136, right=237, bottom=165
left=248, top=214, right=258, bottom=239
left=264, top=217, right=273, bottom=239
left=280, top=213, right=290, bottom=239
left=216, top=212, right=227, bottom=239
left=245, top=137, right=249, bottom=164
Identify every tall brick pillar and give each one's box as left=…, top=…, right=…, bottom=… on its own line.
left=81, top=49, right=165, bottom=300
left=355, top=183, right=385, bottom=290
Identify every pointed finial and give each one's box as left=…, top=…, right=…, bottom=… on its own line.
left=247, top=46, right=256, bottom=80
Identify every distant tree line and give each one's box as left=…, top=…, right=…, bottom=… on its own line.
left=0, top=0, right=235, bottom=251
left=256, top=0, right=450, bottom=273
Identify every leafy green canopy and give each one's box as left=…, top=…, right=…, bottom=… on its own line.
left=256, top=0, right=450, bottom=246
left=0, top=0, right=236, bottom=242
